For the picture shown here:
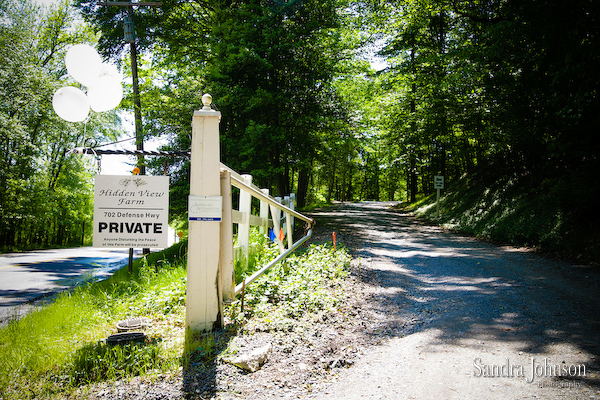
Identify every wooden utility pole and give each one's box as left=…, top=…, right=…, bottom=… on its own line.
left=127, top=9, right=145, bottom=174
left=98, top=1, right=162, bottom=175
left=99, top=1, right=162, bottom=256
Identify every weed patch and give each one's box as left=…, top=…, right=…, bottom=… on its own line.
left=0, top=234, right=351, bottom=399
left=229, top=243, right=351, bottom=330
left=233, top=228, right=280, bottom=284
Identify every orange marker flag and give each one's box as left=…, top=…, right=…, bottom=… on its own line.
left=279, top=227, right=285, bottom=243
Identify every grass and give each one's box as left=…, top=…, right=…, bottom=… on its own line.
left=68, top=339, right=165, bottom=384
left=233, top=228, right=280, bottom=284
left=0, top=231, right=351, bottom=399
left=403, top=163, right=600, bottom=264
left=0, top=244, right=188, bottom=398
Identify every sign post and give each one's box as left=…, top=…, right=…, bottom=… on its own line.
left=186, top=94, right=222, bottom=332
left=434, top=175, right=444, bottom=219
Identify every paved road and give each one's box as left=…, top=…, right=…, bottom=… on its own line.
left=311, top=202, right=600, bottom=400
left=0, top=247, right=130, bottom=323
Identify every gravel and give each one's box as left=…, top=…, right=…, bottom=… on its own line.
left=79, top=201, right=600, bottom=399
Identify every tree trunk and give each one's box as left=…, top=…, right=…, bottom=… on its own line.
left=326, top=159, right=336, bottom=203
left=296, top=166, right=310, bottom=209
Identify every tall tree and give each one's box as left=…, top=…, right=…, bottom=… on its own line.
left=77, top=0, right=350, bottom=209
left=0, top=0, right=121, bottom=249
left=201, top=0, right=345, bottom=207
left=360, top=0, right=599, bottom=207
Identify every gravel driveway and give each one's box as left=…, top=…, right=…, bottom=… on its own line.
left=309, top=201, right=600, bottom=399
left=81, top=201, right=600, bottom=399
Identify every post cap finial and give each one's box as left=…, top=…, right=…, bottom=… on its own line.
left=201, top=93, right=213, bottom=110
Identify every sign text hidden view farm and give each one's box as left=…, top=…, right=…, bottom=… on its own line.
left=93, top=175, right=169, bottom=248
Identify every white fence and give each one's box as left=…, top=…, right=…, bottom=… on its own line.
left=75, top=94, right=315, bottom=333
left=187, top=94, right=314, bottom=332
left=226, top=170, right=295, bottom=262
left=219, top=165, right=314, bottom=298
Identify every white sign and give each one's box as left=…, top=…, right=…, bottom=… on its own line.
left=434, top=175, right=445, bottom=190
left=93, top=175, right=169, bottom=248
left=189, top=196, right=222, bottom=222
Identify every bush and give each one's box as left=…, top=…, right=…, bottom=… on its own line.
left=408, top=164, right=600, bottom=263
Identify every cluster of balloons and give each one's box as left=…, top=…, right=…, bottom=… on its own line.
left=52, top=44, right=124, bottom=123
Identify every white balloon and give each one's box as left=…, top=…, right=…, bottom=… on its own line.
left=65, top=44, right=102, bottom=87
left=86, top=62, right=123, bottom=88
left=52, top=86, right=90, bottom=122
left=88, top=75, right=123, bottom=112
left=98, top=62, right=122, bottom=80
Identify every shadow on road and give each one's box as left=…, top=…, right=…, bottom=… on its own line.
left=312, top=201, right=600, bottom=389
left=0, top=257, right=118, bottom=304
left=0, top=249, right=130, bottom=324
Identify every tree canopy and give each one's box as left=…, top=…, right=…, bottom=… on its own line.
left=0, top=0, right=121, bottom=249
left=2, top=0, right=598, bottom=251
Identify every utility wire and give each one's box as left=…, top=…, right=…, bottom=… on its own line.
left=74, top=147, right=190, bottom=157
left=94, top=135, right=143, bottom=148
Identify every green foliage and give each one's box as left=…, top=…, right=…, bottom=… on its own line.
left=233, top=228, right=279, bottom=284
left=75, top=0, right=180, bottom=60
left=204, top=0, right=349, bottom=206
left=0, top=246, right=188, bottom=398
left=77, top=0, right=356, bottom=212
left=69, top=0, right=598, bottom=260
left=409, top=163, right=600, bottom=263
left=0, top=0, right=122, bottom=251
left=327, top=0, right=600, bottom=253
left=363, top=0, right=600, bottom=205
left=232, top=243, right=351, bottom=328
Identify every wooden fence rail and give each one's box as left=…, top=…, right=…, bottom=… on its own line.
left=219, top=165, right=314, bottom=302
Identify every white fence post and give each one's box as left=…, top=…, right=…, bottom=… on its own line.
left=284, top=196, right=293, bottom=249
left=186, top=94, right=222, bottom=332
left=290, top=193, right=296, bottom=230
left=271, top=197, right=285, bottom=254
left=220, top=169, right=235, bottom=301
left=259, top=188, right=270, bottom=235
left=238, top=174, right=252, bottom=269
